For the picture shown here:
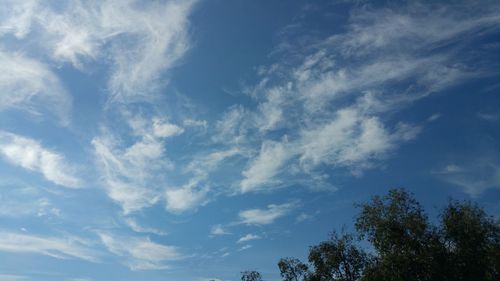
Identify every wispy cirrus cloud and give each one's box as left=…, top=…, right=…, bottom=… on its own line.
left=124, top=217, right=167, bottom=236
left=92, top=116, right=183, bottom=214
left=98, top=232, right=181, bottom=270
left=105, top=0, right=195, bottom=101
left=477, top=112, right=500, bottom=122
left=210, top=224, right=231, bottom=236
left=0, top=131, right=81, bottom=188
left=164, top=180, right=209, bottom=213
left=434, top=160, right=500, bottom=196
left=63, top=0, right=199, bottom=214
left=0, top=0, right=199, bottom=213
left=0, top=181, right=61, bottom=218
left=0, top=51, right=71, bottom=125
left=331, top=2, right=500, bottom=57
left=295, top=212, right=314, bottom=223
left=237, top=244, right=252, bottom=252
left=0, top=231, right=98, bottom=262
left=240, top=140, right=289, bottom=193
left=0, top=0, right=198, bottom=215
left=165, top=147, right=244, bottom=213
left=208, top=0, right=500, bottom=194
left=197, top=278, right=222, bottom=281
left=297, top=107, right=420, bottom=174
left=237, top=234, right=260, bottom=243
left=0, top=274, right=29, bottom=281
left=0, top=0, right=196, bottom=102
left=239, top=202, right=296, bottom=225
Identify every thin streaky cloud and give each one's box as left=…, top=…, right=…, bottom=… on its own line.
left=92, top=116, right=184, bottom=214
left=0, top=0, right=498, bottom=278
left=0, top=274, right=30, bottom=281
left=210, top=1, right=500, bottom=192
left=0, top=0, right=197, bottom=102
left=238, top=203, right=296, bottom=225
left=124, top=218, right=167, bottom=236
left=0, top=131, right=81, bottom=188
left=237, top=234, right=261, bottom=243
left=434, top=158, right=500, bottom=196
left=210, top=225, right=231, bottom=236
left=0, top=231, right=99, bottom=262
left=97, top=232, right=181, bottom=271
left=0, top=51, right=71, bottom=125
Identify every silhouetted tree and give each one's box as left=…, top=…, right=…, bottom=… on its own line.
left=307, top=232, right=369, bottom=281
left=240, top=189, right=499, bottom=281
left=278, top=257, right=309, bottom=281
left=355, top=189, right=442, bottom=281
left=440, top=200, right=500, bottom=281
left=241, top=270, right=264, bottom=281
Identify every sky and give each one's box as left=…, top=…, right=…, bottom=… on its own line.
left=0, top=0, right=499, bottom=280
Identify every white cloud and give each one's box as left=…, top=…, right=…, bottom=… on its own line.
left=124, top=218, right=167, bottom=236
left=0, top=231, right=98, bottom=261
left=334, top=3, right=500, bottom=57
left=92, top=117, right=183, bottom=214
left=98, top=232, right=181, bottom=270
left=213, top=105, right=249, bottom=144
left=237, top=245, right=252, bottom=251
left=0, top=131, right=81, bottom=188
left=0, top=0, right=39, bottom=39
left=237, top=234, right=260, bottom=243
left=35, top=198, right=61, bottom=217
left=210, top=225, right=231, bottom=236
left=185, top=148, right=242, bottom=178
left=434, top=160, right=500, bottom=196
left=240, top=140, right=289, bottom=192
left=165, top=180, right=209, bottom=213
left=183, top=119, right=208, bottom=129
left=255, top=86, right=287, bottom=132
left=0, top=0, right=197, bottom=101
left=477, top=112, right=500, bottom=122
left=0, top=184, right=60, bottom=218
left=92, top=135, right=161, bottom=214
left=0, top=274, right=29, bottom=281
left=103, top=0, right=195, bottom=101
left=295, top=212, right=313, bottom=223
left=221, top=252, right=230, bottom=258
left=152, top=118, right=184, bottom=138
left=239, top=203, right=296, bottom=225
left=427, top=113, right=441, bottom=122
left=165, top=148, right=243, bottom=213
left=0, top=51, right=71, bottom=125
left=298, top=108, right=420, bottom=174
left=0, top=0, right=199, bottom=214
left=207, top=0, right=500, bottom=193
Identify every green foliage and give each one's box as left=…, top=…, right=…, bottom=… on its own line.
left=241, top=188, right=499, bottom=281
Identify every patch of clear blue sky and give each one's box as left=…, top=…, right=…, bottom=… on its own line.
left=0, top=0, right=499, bottom=281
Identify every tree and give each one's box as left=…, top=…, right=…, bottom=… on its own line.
left=355, top=189, right=440, bottom=281
left=307, top=232, right=369, bottom=281
left=440, top=200, right=500, bottom=281
left=241, top=270, right=264, bottom=281
left=239, top=188, right=499, bottom=281
left=278, top=257, right=309, bottom=281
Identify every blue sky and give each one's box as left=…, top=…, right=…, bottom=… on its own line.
left=0, top=0, right=499, bottom=280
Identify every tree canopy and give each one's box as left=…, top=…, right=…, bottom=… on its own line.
left=241, top=189, right=499, bottom=281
